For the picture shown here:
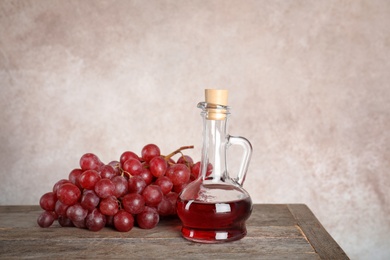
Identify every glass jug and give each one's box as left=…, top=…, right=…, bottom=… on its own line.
left=177, top=89, right=253, bottom=243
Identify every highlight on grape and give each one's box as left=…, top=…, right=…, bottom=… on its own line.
left=37, top=144, right=202, bottom=232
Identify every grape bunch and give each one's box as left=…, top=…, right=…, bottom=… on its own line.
left=37, top=144, right=203, bottom=232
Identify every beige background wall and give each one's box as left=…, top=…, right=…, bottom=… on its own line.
left=1, top=1, right=389, bottom=259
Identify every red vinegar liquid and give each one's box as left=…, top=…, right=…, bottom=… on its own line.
left=176, top=196, right=252, bottom=243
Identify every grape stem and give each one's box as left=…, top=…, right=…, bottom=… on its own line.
left=164, top=145, right=194, bottom=160
left=121, top=170, right=132, bottom=178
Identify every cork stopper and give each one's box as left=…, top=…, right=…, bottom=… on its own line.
left=205, top=89, right=228, bottom=106
left=204, top=89, right=229, bottom=120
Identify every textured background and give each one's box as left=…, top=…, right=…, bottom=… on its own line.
left=1, top=0, right=389, bottom=259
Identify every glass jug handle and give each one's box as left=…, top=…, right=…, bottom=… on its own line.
left=227, top=135, right=252, bottom=186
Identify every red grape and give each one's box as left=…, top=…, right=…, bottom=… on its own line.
left=120, top=151, right=139, bottom=165
left=139, top=168, right=154, bottom=185
left=155, top=176, right=173, bottom=195
left=53, top=179, right=71, bottom=194
left=80, top=190, right=100, bottom=212
left=177, top=155, right=194, bottom=166
left=166, top=164, right=190, bottom=186
left=122, top=193, right=145, bottom=215
left=86, top=208, right=106, bottom=232
left=114, top=210, right=134, bottom=232
left=79, top=153, right=102, bottom=171
left=173, top=182, right=188, bottom=193
left=94, top=179, right=115, bottom=199
left=37, top=211, right=56, bottom=228
left=111, top=175, right=129, bottom=198
left=122, top=159, right=143, bottom=176
left=68, top=168, right=83, bottom=188
left=66, top=203, right=88, bottom=222
left=166, top=192, right=179, bottom=211
left=72, top=219, right=86, bottom=229
left=39, top=192, right=57, bottom=211
left=157, top=196, right=174, bottom=216
left=58, top=215, right=74, bottom=227
left=99, top=196, right=119, bottom=216
left=191, top=161, right=213, bottom=179
left=108, top=161, right=121, bottom=175
left=56, top=183, right=81, bottom=206
left=136, top=206, right=159, bottom=229
left=100, top=165, right=117, bottom=179
left=141, top=144, right=160, bottom=163
left=149, top=156, right=168, bottom=178
left=54, top=200, right=69, bottom=216
left=128, top=175, right=147, bottom=194
left=142, top=185, right=163, bottom=207
left=78, top=170, right=101, bottom=190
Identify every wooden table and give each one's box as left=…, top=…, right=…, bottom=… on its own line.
left=0, top=204, right=348, bottom=259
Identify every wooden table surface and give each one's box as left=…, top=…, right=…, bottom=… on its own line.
left=0, top=204, right=348, bottom=259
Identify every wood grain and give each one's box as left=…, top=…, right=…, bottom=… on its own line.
left=287, top=204, right=349, bottom=260
left=0, top=204, right=348, bottom=259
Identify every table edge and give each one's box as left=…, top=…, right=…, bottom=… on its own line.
left=287, top=204, right=349, bottom=260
